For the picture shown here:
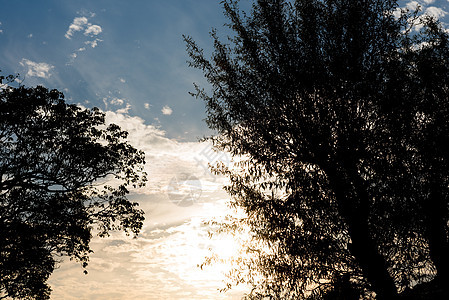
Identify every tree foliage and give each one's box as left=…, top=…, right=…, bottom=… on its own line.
left=186, top=0, right=449, bottom=298
left=0, top=74, right=147, bottom=299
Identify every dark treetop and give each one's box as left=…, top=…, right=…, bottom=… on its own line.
left=0, top=74, right=147, bottom=299
left=186, top=0, right=449, bottom=298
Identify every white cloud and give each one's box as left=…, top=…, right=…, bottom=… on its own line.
left=85, top=38, right=102, bottom=48
left=27, top=33, right=33, bottom=38
left=65, top=15, right=103, bottom=52
left=116, top=103, right=131, bottom=114
left=103, top=111, right=228, bottom=197
left=425, top=6, right=447, bottom=19
left=102, top=96, right=128, bottom=111
left=119, top=78, right=126, bottom=83
left=48, top=110, right=238, bottom=299
left=84, top=24, right=102, bottom=36
left=49, top=215, right=246, bottom=299
left=110, top=97, right=125, bottom=105
left=104, top=111, right=173, bottom=157
left=19, top=59, right=54, bottom=79
left=65, top=17, right=88, bottom=39
left=405, top=1, right=419, bottom=10
left=161, top=105, right=173, bottom=115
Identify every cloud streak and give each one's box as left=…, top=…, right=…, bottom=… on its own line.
left=48, top=110, right=241, bottom=299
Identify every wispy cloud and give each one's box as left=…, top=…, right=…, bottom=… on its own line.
left=49, top=204, right=243, bottom=299
left=425, top=6, right=447, bottom=19
left=104, top=111, right=228, bottom=197
left=85, top=38, right=102, bottom=48
left=19, top=59, right=54, bottom=79
left=102, top=95, right=128, bottom=111
left=116, top=103, right=131, bottom=114
left=161, top=105, right=173, bottom=115
left=48, top=109, right=236, bottom=299
left=110, top=97, right=125, bottom=105
left=404, top=0, right=447, bottom=18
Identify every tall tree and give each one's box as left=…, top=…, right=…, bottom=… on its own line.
left=0, top=74, right=147, bottom=299
left=186, top=0, right=449, bottom=298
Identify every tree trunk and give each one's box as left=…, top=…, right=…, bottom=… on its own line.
left=326, top=165, right=399, bottom=299
left=425, top=181, right=449, bottom=297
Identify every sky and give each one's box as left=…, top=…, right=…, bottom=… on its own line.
left=1, top=0, right=449, bottom=299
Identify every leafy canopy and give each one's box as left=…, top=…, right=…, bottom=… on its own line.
left=186, top=0, right=449, bottom=298
left=0, top=73, right=147, bottom=299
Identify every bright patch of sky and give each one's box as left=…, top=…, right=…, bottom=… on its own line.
left=1, top=0, right=449, bottom=299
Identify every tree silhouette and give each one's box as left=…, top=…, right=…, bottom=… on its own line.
left=185, top=0, right=449, bottom=298
left=0, top=74, right=147, bottom=299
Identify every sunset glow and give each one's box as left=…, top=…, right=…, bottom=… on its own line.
left=2, top=0, right=449, bottom=299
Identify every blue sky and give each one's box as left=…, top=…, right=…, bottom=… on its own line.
left=2, top=0, right=449, bottom=299
left=0, top=0, right=232, bottom=141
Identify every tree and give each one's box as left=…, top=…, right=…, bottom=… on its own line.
left=0, top=73, right=147, bottom=299
left=185, top=0, right=449, bottom=298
